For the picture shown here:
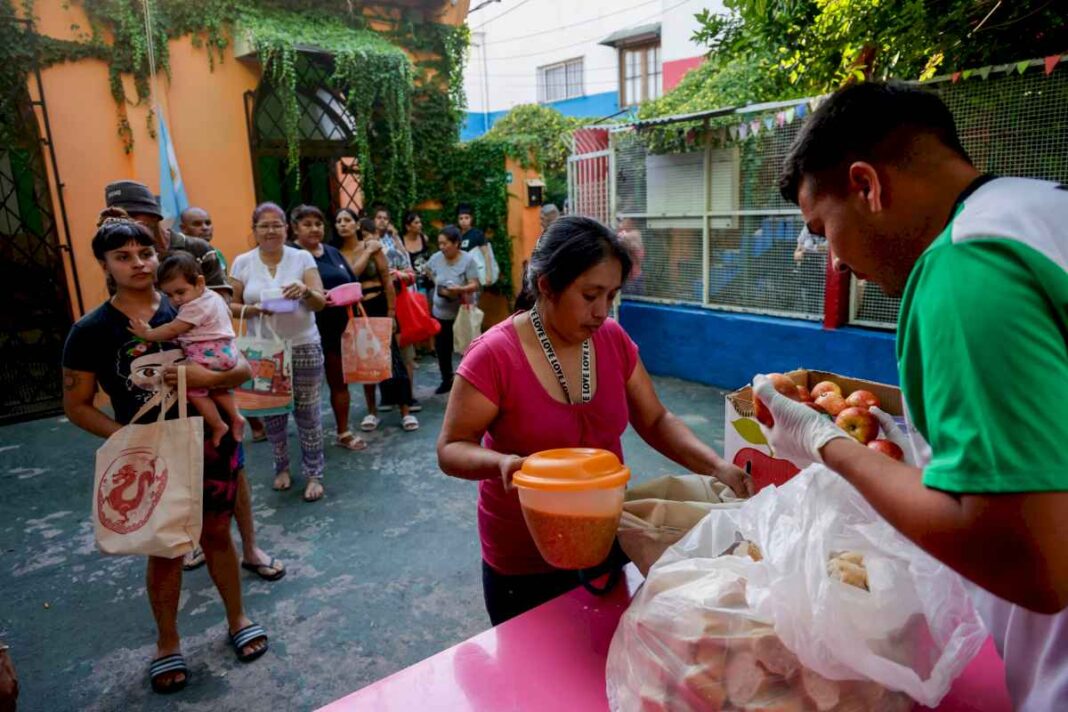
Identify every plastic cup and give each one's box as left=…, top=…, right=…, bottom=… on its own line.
left=512, top=448, right=631, bottom=570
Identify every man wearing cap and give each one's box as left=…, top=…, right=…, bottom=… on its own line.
left=104, top=181, right=285, bottom=583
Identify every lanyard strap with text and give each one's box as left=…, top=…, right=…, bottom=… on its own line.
left=529, top=306, right=591, bottom=405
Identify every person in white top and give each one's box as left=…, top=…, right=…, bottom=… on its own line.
left=229, top=202, right=330, bottom=503
left=130, top=252, right=246, bottom=447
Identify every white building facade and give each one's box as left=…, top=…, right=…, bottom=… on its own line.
left=461, top=0, right=723, bottom=140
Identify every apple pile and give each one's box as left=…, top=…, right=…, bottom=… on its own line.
left=754, top=375, right=904, bottom=460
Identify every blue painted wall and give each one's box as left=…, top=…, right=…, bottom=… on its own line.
left=619, top=301, right=899, bottom=391
left=462, top=91, right=626, bottom=141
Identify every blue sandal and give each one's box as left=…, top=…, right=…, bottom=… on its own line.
left=230, top=623, right=269, bottom=663
left=149, top=653, right=190, bottom=694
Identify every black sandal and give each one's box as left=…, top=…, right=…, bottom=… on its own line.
left=149, top=653, right=190, bottom=694
left=230, top=623, right=269, bottom=663
left=241, top=557, right=286, bottom=582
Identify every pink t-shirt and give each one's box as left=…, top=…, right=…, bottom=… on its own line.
left=456, top=316, right=639, bottom=576
left=174, top=290, right=235, bottom=345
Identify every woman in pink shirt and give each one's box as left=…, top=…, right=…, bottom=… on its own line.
left=437, top=216, right=752, bottom=624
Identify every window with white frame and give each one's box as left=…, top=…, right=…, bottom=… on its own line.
left=619, top=43, right=661, bottom=106
left=537, top=58, right=584, bottom=103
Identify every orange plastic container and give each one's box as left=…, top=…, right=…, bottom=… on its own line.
left=512, top=448, right=631, bottom=570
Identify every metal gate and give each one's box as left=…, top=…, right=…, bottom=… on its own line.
left=244, top=52, right=363, bottom=216
left=1, top=17, right=79, bottom=423
left=566, top=127, right=611, bottom=224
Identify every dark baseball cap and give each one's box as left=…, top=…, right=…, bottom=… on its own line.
left=104, top=180, right=163, bottom=219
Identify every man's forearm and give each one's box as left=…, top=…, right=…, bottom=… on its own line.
left=821, top=438, right=1068, bottom=612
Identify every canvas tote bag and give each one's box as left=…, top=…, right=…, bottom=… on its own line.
left=235, top=306, right=294, bottom=416
left=93, top=366, right=203, bottom=558
left=452, top=298, right=484, bottom=356
left=341, top=303, right=394, bottom=384
left=617, top=474, right=743, bottom=576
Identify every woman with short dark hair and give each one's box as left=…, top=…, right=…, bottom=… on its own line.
left=437, top=216, right=752, bottom=625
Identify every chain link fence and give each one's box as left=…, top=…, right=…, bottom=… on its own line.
left=605, top=60, right=1068, bottom=329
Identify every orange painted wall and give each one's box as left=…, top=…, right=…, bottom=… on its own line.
left=30, top=0, right=468, bottom=318
left=33, top=0, right=263, bottom=316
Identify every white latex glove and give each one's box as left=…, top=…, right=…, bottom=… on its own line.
left=752, top=374, right=850, bottom=467
left=869, top=406, right=918, bottom=466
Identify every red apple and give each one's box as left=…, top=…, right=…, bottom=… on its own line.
left=796, top=385, right=813, bottom=402
left=845, top=389, right=881, bottom=411
left=753, top=373, right=800, bottom=427
left=868, top=439, right=904, bottom=460
left=811, top=381, right=842, bottom=399
left=836, top=407, right=879, bottom=444
left=815, top=392, right=848, bottom=416
left=804, top=402, right=824, bottom=413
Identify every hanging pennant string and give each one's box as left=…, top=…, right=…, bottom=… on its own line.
left=142, top=0, right=159, bottom=102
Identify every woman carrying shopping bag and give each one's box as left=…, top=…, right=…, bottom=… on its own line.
left=63, top=213, right=268, bottom=695
left=229, top=203, right=329, bottom=502
left=425, top=225, right=480, bottom=395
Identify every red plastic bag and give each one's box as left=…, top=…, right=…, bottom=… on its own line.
left=395, top=284, right=440, bottom=348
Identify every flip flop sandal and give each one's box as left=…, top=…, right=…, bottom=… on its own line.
left=241, top=557, right=286, bottom=582
left=334, top=431, right=368, bottom=451
left=303, top=480, right=325, bottom=503
left=182, top=547, right=206, bottom=571
left=402, top=415, right=420, bottom=432
left=360, top=414, right=380, bottom=432
left=251, top=430, right=268, bottom=443
left=150, top=653, right=190, bottom=694
left=272, top=471, right=292, bottom=491
left=230, top=623, right=269, bottom=663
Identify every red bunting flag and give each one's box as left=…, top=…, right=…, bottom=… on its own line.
left=1045, top=55, right=1062, bottom=76
left=951, top=71, right=962, bottom=83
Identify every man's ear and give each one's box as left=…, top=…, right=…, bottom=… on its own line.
left=848, top=161, right=883, bottom=213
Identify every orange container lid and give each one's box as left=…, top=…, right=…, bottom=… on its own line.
left=513, top=448, right=631, bottom=492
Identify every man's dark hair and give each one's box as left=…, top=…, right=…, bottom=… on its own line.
left=527, top=216, right=632, bottom=297
left=373, top=204, right=389, bottom=218
left=157, top=252, right=202, bottom=285
left=779, top=81, right=971, bottom=204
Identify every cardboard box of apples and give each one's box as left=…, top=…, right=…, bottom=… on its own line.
left=725, top=369, right=906, bottom=493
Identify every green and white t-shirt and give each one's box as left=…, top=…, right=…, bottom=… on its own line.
left=897, top=176, right=1068, bottom=712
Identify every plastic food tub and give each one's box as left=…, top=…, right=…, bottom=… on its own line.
left=512, top=448, right=631, bottom=570
left=326, top=282, right=363, bottom=307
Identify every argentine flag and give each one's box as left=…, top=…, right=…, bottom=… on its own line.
left=157, top=110, right=189, bottom=222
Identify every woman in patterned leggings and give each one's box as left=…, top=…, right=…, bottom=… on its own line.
left=229, top=203, right=329, bottom=502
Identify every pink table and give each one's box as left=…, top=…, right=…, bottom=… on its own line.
left=320, top=566, right=1012, bottom=712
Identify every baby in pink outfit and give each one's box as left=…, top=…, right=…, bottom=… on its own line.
left=130, top=252, right=246, bottom=446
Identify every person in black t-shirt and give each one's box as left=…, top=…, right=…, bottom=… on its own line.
left=62, top=213, right=269, bottom=694
left=457, top=203, right=486, bottom=251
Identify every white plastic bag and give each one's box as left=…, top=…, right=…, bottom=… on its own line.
left=606, top=465, right=987, bottom=710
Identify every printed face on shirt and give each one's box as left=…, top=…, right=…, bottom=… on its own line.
left=124, top=347, right=185, bottom=402
left=101, top=241, right=159, bottom=290
left=458, top=213, right=472, bottom=231
left=294, top=216, right=325, bottom=251
left=544, top=257, right=623, bottom=342
left=160, top=273, right=206, bottom=307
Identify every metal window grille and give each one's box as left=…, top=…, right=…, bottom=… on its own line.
left=851, top=65, right=1068, bottom=328
left=581, top=60, right=1067, bottom=328
left=538, top=58, right=584, bottom=103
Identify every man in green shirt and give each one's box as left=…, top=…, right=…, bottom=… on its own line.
left=752, top=81, right=1068, bottom=711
